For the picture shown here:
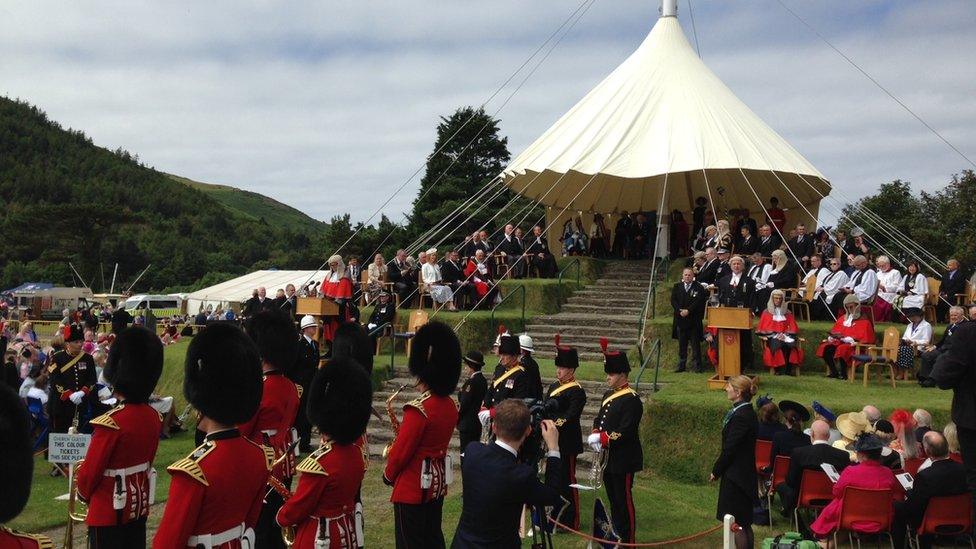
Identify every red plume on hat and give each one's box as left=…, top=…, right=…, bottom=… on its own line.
left=554, top=333, right=561, bottom=348
left=553, top=333, right=579, bottom=370
left=600, top=337, right=609, bottom=353
left=497, top=324, right=507, bottom=335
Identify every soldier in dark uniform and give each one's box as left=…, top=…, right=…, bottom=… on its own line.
left=457, top=351, right=487, bottom=461
left=587, top=340, right=643, bottom=544
left=544, top=336, right=586, bottom=531
left=365, top=292, right=396, bottom=352
left=0, top=384, right=54, bottom=548
left=77, top=326, right=164, bottom=549
left=276, top=356, right=373, bottom=548
left=154, top=323, right=272, bottom=548
left=48, top=324, right=97, bottom=435
left=518, top=334, right=543, bottom=400
left=383, top=322, right=462, bottom=549
left=294, top=315, right=320, bottom=453
left=480, top=334, right=534, bottom=419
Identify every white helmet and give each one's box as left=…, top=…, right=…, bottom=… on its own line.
left=518, top=334, right=534, bottom=352
left=300, top=315, right=318, bottom=330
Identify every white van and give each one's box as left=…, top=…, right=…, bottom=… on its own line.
left=124, top=294, right=183, bottom=318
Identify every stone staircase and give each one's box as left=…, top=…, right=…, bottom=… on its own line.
left=366, top=366, right=610, bottom=469
left=528, top=261, right=656, bottom=362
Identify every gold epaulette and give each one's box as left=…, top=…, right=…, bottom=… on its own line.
left=167, top=441, right=215, bottom=486
left=1, top=526, right=53, bottom=548
left=296, top=384, right=304, bottom=399
left=404, top=391, right=431, bottom=417
left=90, top=405, right=125, bottom=430
left=297, top=442, right=333, bottom=476
left=241, top=435, right=276, bottom=469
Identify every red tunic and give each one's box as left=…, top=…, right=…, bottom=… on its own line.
left=275, top=442, right=367, bottom=549
left=76, top=403, right=162, bottom=526
left=383, top=392, right=458, bottom=504
left=0, top=527, right=52, bottom=548
left=463, top=260, right=491, bottom=299
left=766, top=208, right=787, bottom=233
left=239, top=371, right=301, bottom=480
left=816, top=315, right=875, bottom=363
left=320, top=275, right=354, bottom=342
left=757, top=311, right=804, bottom=368
left=153, top=429, right=273, bottom=549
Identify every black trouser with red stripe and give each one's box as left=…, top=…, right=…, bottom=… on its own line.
left=550, top=453, right=580, bottom=529
left=603, top=470, right=636, bottom=543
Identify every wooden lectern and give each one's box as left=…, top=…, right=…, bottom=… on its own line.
left=706, top=306, right=753, bottom=390
left=296, top=296, right=339, bottom=317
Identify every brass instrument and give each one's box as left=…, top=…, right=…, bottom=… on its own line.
left=382, top=383, right=408, bottom=459
left=64, top=411, right=88, bottom=549
left=265, top=442, right=298, bottom=547
left=570, top=448, right=608, bottom=491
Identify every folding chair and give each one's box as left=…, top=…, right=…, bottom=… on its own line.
left=767, top=455, right=791, bottom=526
left=787, top=276, right=816, bottom=322
left=755, top=439, right=774, bottom=474
left=850, top=326, right=900, bottom=388
left=403, top=309, right=429, bottom=358
left=833, top=487, right=895, bottom=548
left=358, top=270, right=370, bottom=307
left=794, top=469, right=834, bottom=533
left=912, top=493, right=974, bottom=549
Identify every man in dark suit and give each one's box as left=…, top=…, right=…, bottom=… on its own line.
left=441, top=250, right=467, bottom=308
left=544, top=339, right=586, bottom=530
left=293, top=315, right=320, bottom=452
left=714, top=249, right=732, bottom=282
left=524, top=225, right=557, bottom=278
left=919, top=306, right=966, bottom=387
left=451, top=400, right=563, bottom=549
left=671, top=268, right=707, bottom=372
left=894, top=431, right=968, bottom=548
left=775, top=419, right=850, bottom=517
left=932, top=322, right=976, bottom=505
left=587, top=345, right=643, bottom=544
left=758, top=224, right=782, bottom=258
left=241, top=288, right=261, bottom=318
left=717, top=255, right=755, bottom=369
left=387, top=249, right=415, bottom=307
left=695, top=247, right=720, bottom=285
left=787, top=223, right=814, bottom=269
left=736, top=225, right=758, bottom=256
left=939, top=259, right=966, bottom=322
left=497, top=224, right=525, bottom=279
left=457, top=351, right=488, bottom=461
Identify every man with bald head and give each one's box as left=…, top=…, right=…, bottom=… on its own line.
left=862, top=405, right=881, bottom=428
left=893, top=431, right=967, bottom=548
left=776, top=419, right=851, bottom=519
left=940, top=259, right=966, bottom=322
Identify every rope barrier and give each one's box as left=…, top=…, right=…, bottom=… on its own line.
left=544, top=516, right=725, bottom=547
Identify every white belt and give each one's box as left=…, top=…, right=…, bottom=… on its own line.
left=104, top=462, right=150, bottom=477
left=187, top=523, right=244, bottom=547
left=261, top=429, right=278, bottom=436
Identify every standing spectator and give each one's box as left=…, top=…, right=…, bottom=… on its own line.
left=691, top=197, right=708, bottom=240
left=613, top=210, right=632, bottom=258
left=671, top=268, right=706, bottom=373
left=757, top=224, right=782, bottom=258
left=670, top=210, right=690, bottom=258
left=931, top=321, right=976, bottom=505
left=588, top=214, right=609, bottom=258
left=786, top=223, right=814, bottom=269
left=710, top=375, right=758, bottom=549
left=939, top=259, right=965, bottom=322
left=736, top=224, right=758, bottom=256
left=765, top=196, right=786, bottom=234
left=524, top=225, right=557, bottom=278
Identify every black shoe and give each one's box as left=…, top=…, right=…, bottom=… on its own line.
left=674, top=364, right=687, bottom=373
left=919, top=379, right=936, bottom=388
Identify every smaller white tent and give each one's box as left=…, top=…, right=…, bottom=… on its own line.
left=185, top=270, right=326, bottom=315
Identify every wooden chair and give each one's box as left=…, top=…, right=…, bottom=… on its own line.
left=924, top=277, right=941, bottom=323
left=767, top=455, right=791, bottom=526
left=758, top=335, right=805, bottom=376
left=417, top=271, right=433, bottom=311
left=404, top=309, right=429, bottom=358
left=833, top=487, right=895, bottom=548
left=794, top=469, right=834, bottom=533
left=849, top=326, right=900, bottom=388
left=372, top=309, right=398, bottom=356
left=358, top=270, right=370, bottom=307
left=912, top=493, right=974, bottom=548
left=861, top=290, right=879, bottom=325
left=493, top=253, right=511, bottom=279
left=956, top=280, right=974, bottom=306
left=787, top=276, right=816, bottom=322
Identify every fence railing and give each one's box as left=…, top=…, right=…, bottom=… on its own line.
left=490, top=285, right=526, bottom=332
left=634, top=338, right=662, bottom=392
left=556, top=258, right=582, bottom=303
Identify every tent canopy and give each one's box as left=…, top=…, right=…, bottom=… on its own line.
left=502, top=11, right=830, bottom=217
left=185, top=270, right=325, bottom=314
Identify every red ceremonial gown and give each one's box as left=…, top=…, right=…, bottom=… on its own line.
left=320, top=274, right=354, bottom=342
left=810, top=460, right=903, bottom=537
left=816, top=314, right=875, bottom=363
left=757, top=311, right=804, bottom=369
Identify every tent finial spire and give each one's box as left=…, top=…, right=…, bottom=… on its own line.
left=661, top=0, right=677, bottom=18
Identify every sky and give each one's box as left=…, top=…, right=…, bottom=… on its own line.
left=1, top=1, right=974, bottom=227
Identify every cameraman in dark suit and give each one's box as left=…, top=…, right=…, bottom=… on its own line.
left=452, top=400, right=563, bottom=549
left=671, top=268, right=707, bottom=373
left=932, top=321, right=976, bottom=505
left=544, top=338, right=586, bottom=530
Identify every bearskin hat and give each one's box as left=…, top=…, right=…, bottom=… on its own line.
left=0, top=385, right=32, bottom=522
left=65, top=323, right=84, bottom=342
left=601, top=338, right=630, bottom=374
left=497, top=333, right=520, bottom=356
left=307, top=357, right=372, bottom=445
left=332, top=321, right=374, bottom=375
left=104, top=326, right=163, bottom=404
left=184, top=323, right=263, bottom=425
left=245, top=309, right=299, bottom=374
left=553, top=334, right=579, bottom=370
left=408, top=321, right=462, bottom=396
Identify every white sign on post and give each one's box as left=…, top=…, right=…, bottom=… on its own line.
left=48, top=433, right=91, bottom=464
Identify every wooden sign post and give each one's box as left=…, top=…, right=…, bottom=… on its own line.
left=706, top=306, right=753, bottom=390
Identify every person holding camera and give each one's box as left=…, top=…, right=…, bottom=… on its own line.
left=587, top=340, right=643, bottom=544
left=543, top=336, right=586, bottom=531
left=451, top=399, right=564, bottom=548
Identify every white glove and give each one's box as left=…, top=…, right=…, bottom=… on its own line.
left=478, top=409, right=491, bottom=427
left=587, top=432, right=602, bottom=452
left=98, top=387, right=112, bottom=400
left=766, top=282, right=774, bottom=288
left=69, top=391, right=85, bottom=405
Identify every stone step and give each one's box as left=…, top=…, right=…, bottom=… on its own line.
left=572, top=288, right=648, bottom=298
left=565, top=296, right=648, bottom=308
left=588, top=279, right=650, bottom=289
left=531, top=334, right=636, bottom=349
left=533, top=350, right=615, bottom=362
left=526, top=325, right=637, bottom=338
left=562, top=304, right=643, bottom=315
left=531, top=314, right=640, bottom=328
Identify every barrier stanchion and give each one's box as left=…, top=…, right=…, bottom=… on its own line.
left=722, top=514, right=737, bottom=549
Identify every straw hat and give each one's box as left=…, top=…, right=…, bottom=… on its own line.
left=836, top=411, right=872, bottom=440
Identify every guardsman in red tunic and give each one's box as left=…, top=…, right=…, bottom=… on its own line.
left=154, top=323, right=272, bottom=549
left=240, top=310, right=302, bottom=549
left=383, top=321, right=462, bottom=549
left=816, top=294, right=876, bottom=379
left=544, top=335, right=586, bottom=531
left=76, top=327, right=163, bottom=548
left=276, top=357, right=373, bottom=548
left=0, top=385, right=54, bottom=548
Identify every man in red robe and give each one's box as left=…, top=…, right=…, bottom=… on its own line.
left=816, top=294, right=875, bottom=379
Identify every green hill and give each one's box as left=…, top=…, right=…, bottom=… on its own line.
left=0, top=96, right=326, bottom=292
left=168, top=174, right=324, bottom=235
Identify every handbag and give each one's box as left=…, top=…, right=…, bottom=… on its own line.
left=761, top=532, right=818, bottom=549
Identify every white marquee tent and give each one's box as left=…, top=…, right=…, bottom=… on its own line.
left=502, top=0, right=830, bottom=244
left=185, top=270, right=326, bottom=315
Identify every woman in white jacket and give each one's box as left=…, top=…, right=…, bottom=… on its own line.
left=421, top=248, right=457, bottom=311
left=896, top=260, right=928, bottom=311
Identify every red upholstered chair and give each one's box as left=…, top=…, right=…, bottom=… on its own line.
left=834, top=487, right=895, bottom=548
left=913, top=493, right=973, bottom=548
left=766, top=455, right=791, bottom=526
left=793, top=469, right=834, bottom=533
